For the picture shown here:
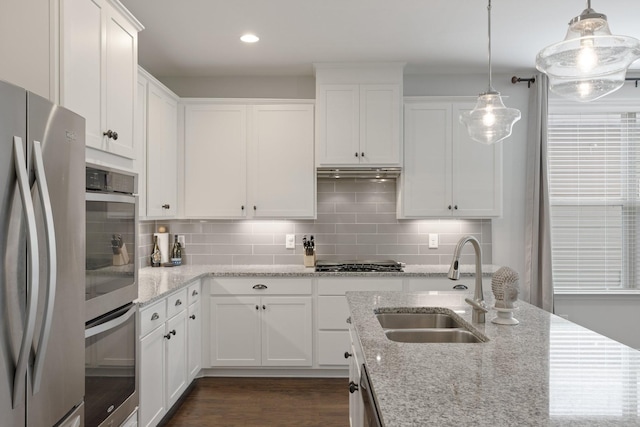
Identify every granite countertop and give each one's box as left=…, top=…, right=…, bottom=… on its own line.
left=346, top=291, right=640, bottom=426
left=136, top=264, right=498, bottom=306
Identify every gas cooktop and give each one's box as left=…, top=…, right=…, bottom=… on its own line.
left=314, top=260, right=404, bottom=273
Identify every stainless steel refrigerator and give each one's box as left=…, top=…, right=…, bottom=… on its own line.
left=0, top=80, right=85, bottom=427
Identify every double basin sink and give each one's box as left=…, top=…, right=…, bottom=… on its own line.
left=375, top=308, right=488, bottom=343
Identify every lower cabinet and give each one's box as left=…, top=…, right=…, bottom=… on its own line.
left=139, top=281, right=201, bottom=427
left=316, top=278, right=403, bottom=367
left=347, top=321, right=364, bottom=427
left=208, top=278, right=313, bottom=367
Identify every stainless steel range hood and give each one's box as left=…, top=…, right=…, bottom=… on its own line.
left=317, top=167, right=401, bottom=179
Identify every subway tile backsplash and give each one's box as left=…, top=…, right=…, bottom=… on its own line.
left=139, top=178, right=491, bottom=266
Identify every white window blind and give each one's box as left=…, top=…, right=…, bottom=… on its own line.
left=547, top=109, right=640, bottom=292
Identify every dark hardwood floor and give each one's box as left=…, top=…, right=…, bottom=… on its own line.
left=162, top=377, right=349, bottom=426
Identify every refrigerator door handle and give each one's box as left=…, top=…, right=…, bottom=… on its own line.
left=11, top=136, right=40, bottom=408
left=31, top=140, right=57, bottom=394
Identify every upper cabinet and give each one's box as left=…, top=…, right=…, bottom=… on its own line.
left=182, top=100, right=315, bottom=219
left=61, top=0, right=143, bottom=161
left=314, top=63, right=404, bottom=167
left=137, top=69, right=179, bottom=218
left=399, top=98, right=502, bottom=218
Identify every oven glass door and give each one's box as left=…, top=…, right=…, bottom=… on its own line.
left=85, top=303, right=137, bottom=427
left=85, top=193, right=136, bottom=311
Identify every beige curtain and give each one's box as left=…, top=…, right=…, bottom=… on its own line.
left=524, top=73, right=554, bottom=312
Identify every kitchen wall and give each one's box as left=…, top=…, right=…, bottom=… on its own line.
left=139, top=177, right=492, bottom=267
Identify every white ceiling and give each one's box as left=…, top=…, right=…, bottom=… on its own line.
left=119, top=0, right=640, bottom=78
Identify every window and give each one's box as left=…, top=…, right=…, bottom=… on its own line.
left=548, top=101, right=640, bottom=292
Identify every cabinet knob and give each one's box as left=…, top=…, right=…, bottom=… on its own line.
left=349, top=381, right=359, bottom=393
left=448, top=205, right=452, bottom=210
left=103, top=130, right=118, bottom=140
left=361, top=152, right=365, bottom=157
left=344, top=351, right=352, bottom=359
left=256, top=305, right=259, bottom=310
left=175, top=299, right=182, bottom=306
left=164, top=330, right=176, bottom=340
left=241, top=205, right=245, bottom=211
left=346, top=316, right=351, bottom=324
left=454, top=205, right=458, bottom=210
left=190, top=314, right=196, bottom=320
left=262, top=305, right=266, bottom=310
left=253, top=205, right=257, bottom=211
left=192, top=290, right=199, bottom=297
left=162, top=204, right=171, bottom=209
left=354, top=152, right=359, bottom=158
left=170, top=329, right=176, bottom=335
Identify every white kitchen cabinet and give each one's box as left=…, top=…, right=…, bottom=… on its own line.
left=347, top=321, right=364, bottom=427
left=183, top=103, right=247, bottom=218
left=187, top=282, right=202, bottom=382
left=61, top=0, right=143, bottom=161
left=400, top=98, right=502, bottom=218
left=139, top=283, right=201, bottom=427
left=316, top=278, right=402, bottom=366
left=134, top=72, right=148, bottom=217
left=145, top=77, right=178, bottom=218
left=182, top=101, right=315, bottom=219
left=209, top=278, right=313, bottom=367
left=316, top=84, right=401, bottom=166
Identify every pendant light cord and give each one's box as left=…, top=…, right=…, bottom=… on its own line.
left=487, top=0, right=495, bottom=92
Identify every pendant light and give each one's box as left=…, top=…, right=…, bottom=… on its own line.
left=536, top=0, right=640, bottom=102
left=460, top=0, right=521, bottom=145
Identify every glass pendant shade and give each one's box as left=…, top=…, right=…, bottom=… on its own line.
left=460, top=92, right=521, bottom=145
left=536, top=5, right=640, bottom=102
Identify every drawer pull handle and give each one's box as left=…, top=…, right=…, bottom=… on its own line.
left=346, top=317, right=351, bottom=324
left=252, top=284, right=268, bottom=290
left=349, top=381, right=359, bottom=393
left=162, top=204, right=171, bottom=209
left=192, top=290, right=199, bottom=297
left=190, top=314, right=196, bottom=320
left=175, top=299, right=182, bottom=307
left=151, top=313, right=160, bottom=321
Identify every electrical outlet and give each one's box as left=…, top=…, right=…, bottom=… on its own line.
left=285, top=234, right=295, bottom=249
left=177, top=235, right=186, bottom=249
left=428, top=233, right=438, bottom=249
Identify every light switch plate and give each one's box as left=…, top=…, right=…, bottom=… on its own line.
left=428, top=233, right=438, bottom=249
left=285, top=234, right=295, bottom=249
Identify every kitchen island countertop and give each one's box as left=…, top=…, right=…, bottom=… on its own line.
left=346, top=291, right=640, bottom=426
left=136, top=264, right=498, bottom=306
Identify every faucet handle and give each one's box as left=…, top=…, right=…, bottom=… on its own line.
left=465, top=298, right=489, bottom=313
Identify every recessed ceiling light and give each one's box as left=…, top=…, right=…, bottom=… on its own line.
left=240, top=34, right=259, bottom=43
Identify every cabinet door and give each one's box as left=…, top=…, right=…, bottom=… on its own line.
left=187, top=301, right=202, bottom=382
left=146, top=84, right=178, bottom=217
left=184, top=104, right=247, bottom=218
left=359, top=84, right=401, bottom=166
left=104, top=6, right=137, bottom=159
left=249, top=104, right=315, bottom=218
left=209, top=297, right=261, bottom=366
left=261, top=296, right=312, bottom=367
left=316, top=85, right=360, bottom=166
left=61, top=0, right=104, bottom=150
left=139, top=325, right=166, bottom=427
left=401, top=102, right=453, bottom=217
left=166, top=310, right=188, bottom=408
left=451, top=103, right=503, bottom=217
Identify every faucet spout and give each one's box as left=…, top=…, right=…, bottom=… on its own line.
left=448, top=235, right=487, bottom=323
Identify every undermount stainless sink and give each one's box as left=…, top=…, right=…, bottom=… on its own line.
left=376, top=312, right=463, bottom=329
left=384, top=328, right=484, bottom=343
left=374, top=308, right=488, bottom=344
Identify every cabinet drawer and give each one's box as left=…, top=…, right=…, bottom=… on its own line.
left=167, top=288, right=188, bottom=318
left=210, top=278, right=312, bottom=295
left=318, top=296, right=350, bottom=330
left=318, top=331, right=351, bottom=366
left=140, top=300, right=166, bottom=337
left=317, top=278, right=403, bottom=295
left=187, top=281, right=201, bottom=305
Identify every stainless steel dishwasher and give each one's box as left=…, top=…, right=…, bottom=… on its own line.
left=360, top=364, right=383, bottom=427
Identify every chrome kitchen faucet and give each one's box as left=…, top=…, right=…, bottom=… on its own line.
left=448, top=236, right=489, bottom=323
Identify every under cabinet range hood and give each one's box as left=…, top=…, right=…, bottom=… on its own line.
left=317, top=167, right=401, bottom=179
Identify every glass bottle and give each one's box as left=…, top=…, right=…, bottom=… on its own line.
left=151, top=235, right=162, bottom=267
left=171, top=234, right=182, bottom=266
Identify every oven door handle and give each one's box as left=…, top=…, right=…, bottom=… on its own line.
left=12, top=136, right=40, bottom=409
left=31, top=140, right=57, bottom=395
left=85, top=192, right=137, bottom=204
left=85, top=304, right=137, bottom=339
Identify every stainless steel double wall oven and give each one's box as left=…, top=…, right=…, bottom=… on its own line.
left=84, top=166, right=139, bottom=427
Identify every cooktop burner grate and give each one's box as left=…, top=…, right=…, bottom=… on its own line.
left=314, top=260, right=404, bottom=273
